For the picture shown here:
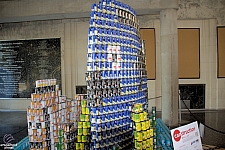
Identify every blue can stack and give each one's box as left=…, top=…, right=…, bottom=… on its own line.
left=156, top=118, right=174, bottom=150
left=13, top=136, right=30, bottom=150
left=85, top=0, right=148, bottom=149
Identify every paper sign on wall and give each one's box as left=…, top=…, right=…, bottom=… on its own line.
left=171, top=121, right=202, bottom=150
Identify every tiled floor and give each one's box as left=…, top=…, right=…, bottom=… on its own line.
left=0, top=110, right=225, bottom=148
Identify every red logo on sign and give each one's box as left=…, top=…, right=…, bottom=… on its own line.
left=173, top=129, right=181, bottom=142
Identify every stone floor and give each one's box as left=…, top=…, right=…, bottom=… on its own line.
left=0, top=110, right=225, bottom=148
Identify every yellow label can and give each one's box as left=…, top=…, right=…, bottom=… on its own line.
left=141, top=121, right=146, bottom=130
left=146, top=129, right=151, bottom=138
left=81, top=100, right=87, bottom=107
left=142, top=131, right=147, bottom=140
left=80, top=143, right=84, bottom=149
left=136, top=122, right=142, bottom=131
left=86, top=107, right=89, bottom=114
left=78, top=128, right=82, bottom=135
left=83, top=128, right=88, bottom=135
left=150, top=128, right=154, bottom=137
left=82, top=107, right=86, bottom=114
left=150, top=138, right=153, bottom=145
left=87, top=121, right=91, bottom=128
left=85, top=115, right=89, bottom=121
left=139, top=113, right=144, bottom=122
left=80, top=114, right=85, bottom=121
left=83, top=122, right=87, bottom=128
left=142, top=140, right=147, bottom=149
left=134, top=113, right=140, bottom=122
left=135, top=140, right=142, bottom=149
left=82, top=135, right=87, bottom=142
left=76, top=143, right=80, bottom=149
left=77, top=135, right=81, bottom=142
left=146, top=138, right=150, bottom=148
left=78, top=121, right=83, bottom=128
left=137, top=131, right=143, bottom=141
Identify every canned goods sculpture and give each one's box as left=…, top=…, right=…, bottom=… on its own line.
left=85, top=0, right=148, bottom=149
left=27, top=79, right=82, bottom=150
left=132, top=103, right=154, bottom=150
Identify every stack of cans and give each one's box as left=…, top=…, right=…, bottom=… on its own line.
left=85, top=0, right=148, bottom=149
left=74, top=94, right=86, bottom=127
left=132, top=103, right=154, bottom=150
left=27, top=79, right=61, bottom=150
left=56, top=123, right=76, bottom=150
left=76, top=99, right=91, bottom=150
left=27, top=80, right=85, bottom=149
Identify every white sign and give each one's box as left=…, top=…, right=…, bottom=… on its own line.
left=171, top=121, right=202, bottom=150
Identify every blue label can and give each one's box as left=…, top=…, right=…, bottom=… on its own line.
left=114, top=105, right=118, bottom=112
left=99, top=138, right=105, bottom=147
left=102, top=131, right=107, bottom=139
left=117, top=96, right=121, bottom=103
left=106, top=130, right=111, bottom=138
left=92, top=131, right=96, bottom=139
left=105, top=139, right=109, bottom=147
left=111, top=122, right=115, bottom=129
left=109, top=105, right=113, bottom=113
left=111, top=113, right=115, bottom=120
left=102, top=123, right=106, bottom=131
left=115, top=113, right=119, bottom=120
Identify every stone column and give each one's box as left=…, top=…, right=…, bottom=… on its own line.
left=160, top=8, right=178, bottom=126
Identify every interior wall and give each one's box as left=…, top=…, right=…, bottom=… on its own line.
left=0, top=19, right=89, bottom=110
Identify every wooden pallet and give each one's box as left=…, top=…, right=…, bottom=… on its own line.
left=202, top=144, right=225, bottom=150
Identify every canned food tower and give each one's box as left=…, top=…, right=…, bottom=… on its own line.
left=27, top=79, right=81, bottom=149
left=86, top=0, right=148, bottom=149
left=132, top=103, right=154, bottom=150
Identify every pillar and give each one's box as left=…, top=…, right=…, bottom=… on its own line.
left=160, top=8, right=178, bottom=126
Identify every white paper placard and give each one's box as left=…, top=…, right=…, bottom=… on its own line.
left=171, top=121, right=202, bottom=150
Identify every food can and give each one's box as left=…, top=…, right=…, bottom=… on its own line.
left=58, top=128, right=63, bottom=136
left=146, top=129, right=151, bottom=138
left=141, top=121, right=146, bottom=130
left=81, top=100, right=87, bottom=107
left=80, top=143, right=84, bottom=149
left=77, top=135, right=81, bottom=142
left=76, top=143, right=80, bottom=149
left=85, top=115, right=89, bottom=121
left=143, top=130, right=148, bottom=140
left=142, top=140, right=147, bottom=149
left=82, top=135, right=87, bottom=142
left=82, top=107, right=86, bottom=114
left=134, top=113, right=140, bottom=122
left=150, top=128, right=154, bottom=137
left=134, top=131, right=143, bottom=141
left=86, top=107, right=89, bottom=114
left=58, top=136, right=63, bottom=144
left=149, top=138, right=153, bottom=145
left=80, top=114, right=85, bottom=121
left=139, top=112, right=144, bottom=122
left=83, top=122, right=87, bottom=128
left=78, top=128, right=83, bottom=135
left=78, top=121, right=83, bottom=128
left=136, top=122, right=141, bottom=131
left=87, top=121, right=91, bottom=128
left=135, top=140, right=142, bottom=149
left=83, top=128, right=88, bottom=135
